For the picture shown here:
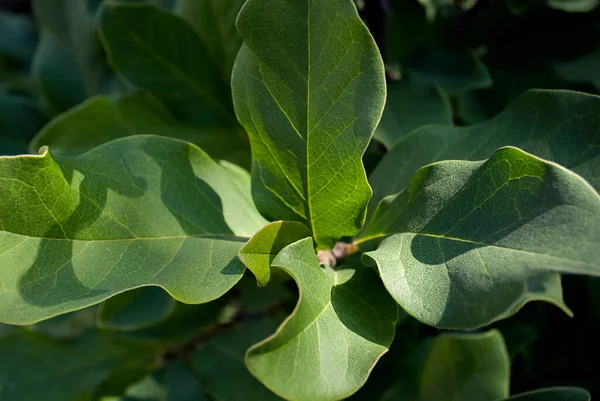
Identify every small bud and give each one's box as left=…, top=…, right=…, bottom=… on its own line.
left=317, top=250, right=336, bottom=268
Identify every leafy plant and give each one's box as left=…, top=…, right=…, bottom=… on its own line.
left=0, top=0, right=599, bottom=400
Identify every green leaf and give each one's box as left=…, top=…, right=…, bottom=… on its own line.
left=0, top=330, right=156, bottom=401
left=97, top=287, right=175, bottom=331
left=417, top=0, right=478, bottom=20
left=111, top=362, right=207, bottom=401
left=403, top=49, right=492, bottom=94
left=362, top=146, right=600, bottom=329
left=416, top=330, right=510, bottom=401
left=554, top=47, right=600, bottom=90
left=28, top=92, right=250, bottom=167
left=174, top=0, right=246, bottom=84
left=232, top=0, right=386, bottom=249
left=547, top=0, right=598, bottom=12
left=0, top=10, right=37, bottom=64
left=97, top=2, right=234, bottom=127
left=504, top=387, right=591, bottom=401
left=0, top=135, right=267, bottom=324
left=246, top=238, right=398, bottom=401
left=385, top=0, right=434, bottom=62
left=0, top=92, right=47, bottom=155
left=374, top=80, right=452, bottom=149
left=32, top=0, right=117, bottom=113
left=192, top=317, right=284, bottom=401
left=369, top=90, right=600, bottom=210
left=239, top=221, right=311, bottom=286
left=237, top=273, right=294, bottom=313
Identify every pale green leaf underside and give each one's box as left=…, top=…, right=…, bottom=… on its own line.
left=97, top=2, right=233, bottom=126
left=239, top=220, right=311, bottom=286
left=505, top=387, right=591, bottom=401
left=418, top=330, right=510, bottom=401
left=363, top=147, right=599, bottom=329
left=29, top=93, right=249, bottom=166
left=0, top=135, right=267, bottom=324
left=232, top=0, right=386, bottom=248
left=369, top=90, right=600, bottom=211
left=246, top=238, right=398, bottom=401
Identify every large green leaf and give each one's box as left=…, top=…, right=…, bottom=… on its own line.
left=28, top=92, right=250, bottom=167
left=0, top=135, right=267, bottom=325
left=32, top=0, right=116, bottom=113
left=416, top=330, right=510, bottom=401
left=0, top=330, right=156, bottom=401
left=369, top=90, right=600, bottom=210
left=505, top=387, right=591, bottom=401
left=239, top=221, right=311, bottom=286
left=246, top=238, right=398, bottom=401
left=232, top=0, right=386, bottom=249
left=174, top=0, right=246, bottom=84
left=374, top=79, right=452, bottom=149
left=98, top=2, right=234, bottom=127
left=192, top=317, right=284, bottom=401
left=362, top=146, right=600, bottom=329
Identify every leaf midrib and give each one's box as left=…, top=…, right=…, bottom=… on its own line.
left=364, top=231, right=595, bottom=268
left=0, top=231, right=246, bottom=243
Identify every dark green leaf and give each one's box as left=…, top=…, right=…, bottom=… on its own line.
left=547, top=0, right=598, bottom=12
left=416, top=330, right=510, bottom=401
left=239, top=221, right=311, bottom=286
left=0, top=135, right=267, bottom=324
left=98, top=2, right=234, bottom=127
left=97, top=287, right=176, bottom=331
left=232, top=0, right=386, bottom=249
left=0, top=92, right=47, bottom=155
left=505, top=387, right=591, bottom=401
left=403, top=48, right=492, bottom=94
left=417, top=0, right=478, bottom=20
left=32, top=0, right=116, bottom=113
left=369, top=90, right=600, bottom=210
left=29, top=92, right=250, bottom=167
left=0, top=330, right=156, bottom=401
left=174, top=0, right=246, bottom=84
left=385, top=0, right=434, bottom=62
left=246, top=238, right=398, bottom=401
left=362, top=146, right=600, bottom=329
left=113, top=362, right=207, bottom=401
left=0, top=10, right=37, bottom=64
left=192, top=317, right=284, bottom=401
left=554, top=47, right=600, bottom=90
left=374, top=79, right=452, bottom=149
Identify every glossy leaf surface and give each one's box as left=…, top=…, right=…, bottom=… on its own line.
left=232, top=0, right=386, bottom=248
